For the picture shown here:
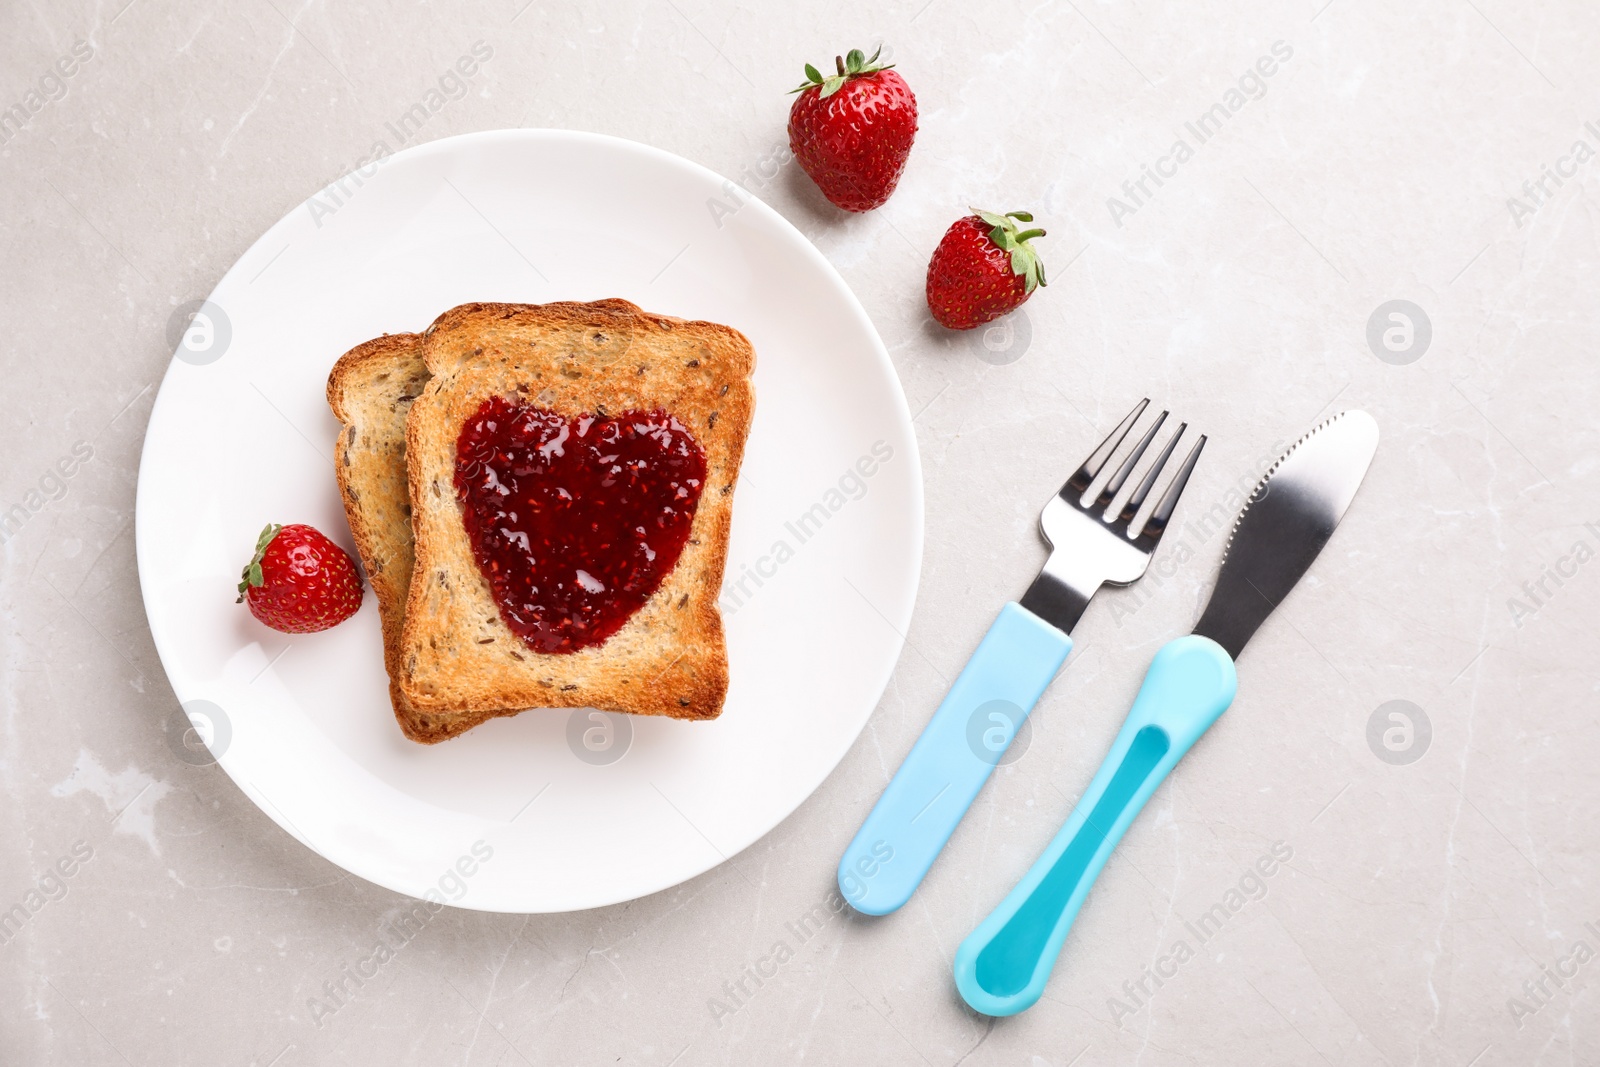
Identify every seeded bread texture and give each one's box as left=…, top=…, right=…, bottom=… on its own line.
left=398, top=300, right=756, bottom=724
left=326, top=333, right=525, bottom=742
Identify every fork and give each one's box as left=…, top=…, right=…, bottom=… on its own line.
left=838, top=399, right=1205, bottom=915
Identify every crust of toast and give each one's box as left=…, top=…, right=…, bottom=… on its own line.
left=327, top=332, right=526, bottom=742
left=397, top=300, right=756, bottom=724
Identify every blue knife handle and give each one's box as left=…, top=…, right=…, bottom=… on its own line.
left=839, top=602, right=1072, bottom=916
left=953, top=635, right=1237, bottom=1016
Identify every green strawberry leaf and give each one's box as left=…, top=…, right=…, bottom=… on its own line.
left=237, top=522, right=282, bottom=600
left=971, top=208, right=1051, bottom=292
left=794, top=47, right=895, bottom=96
left=791, top=63, right=828, bottom=93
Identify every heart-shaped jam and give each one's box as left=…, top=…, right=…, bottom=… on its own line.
left=454, top=396, right=707, bottom=654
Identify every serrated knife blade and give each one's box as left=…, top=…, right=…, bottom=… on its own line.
left=1193, top=410, right=1379, bottom=658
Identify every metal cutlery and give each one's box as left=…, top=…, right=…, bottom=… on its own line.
left=952, top=409, right=1380, bottom=1016
left=838, top=398, right=1205, bottom=916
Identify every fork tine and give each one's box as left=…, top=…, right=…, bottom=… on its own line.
left=1117, top=422, right=1185, bottom=524
left=1094, top=411, right=1168, bottom=513
left=1139, top=434, right=1206, bottom=542
left=1067, top=398, right=1149, bottom=494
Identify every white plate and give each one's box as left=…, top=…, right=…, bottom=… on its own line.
left=135, top=130, right=922, bottom=912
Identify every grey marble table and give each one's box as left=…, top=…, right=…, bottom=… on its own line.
left=3, top=1, right=1597, bottom=1064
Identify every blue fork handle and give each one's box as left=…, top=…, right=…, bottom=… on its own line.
left=838, top=602, right=1073, bottom=916
left=953, top=635, right=1238, bottom=1016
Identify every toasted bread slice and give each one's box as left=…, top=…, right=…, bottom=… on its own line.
left=398, top=300, right=755, bottom=724
left=327, top=333, right=522, bottom=742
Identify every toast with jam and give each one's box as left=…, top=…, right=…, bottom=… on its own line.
left=395, top=300, right=755, bottom=730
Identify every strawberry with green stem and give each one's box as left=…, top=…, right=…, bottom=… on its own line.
left=925, top=209, right=1048, bottom=330
left=237, top=522, right=363, bottom=634
left=787, top=46, right=917, bottom=212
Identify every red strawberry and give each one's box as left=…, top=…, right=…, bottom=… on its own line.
left=787, top=47, right=917, bottom=212
left=236, top=523, right=363, bottom=633
left=926, top=209, right=1048, bottom=330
